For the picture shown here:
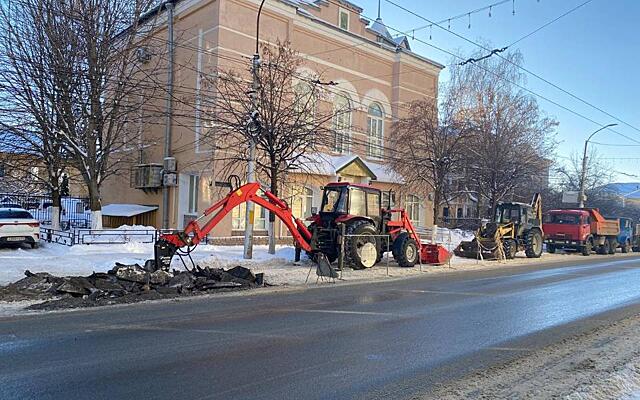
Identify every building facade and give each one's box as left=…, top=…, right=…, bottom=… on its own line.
left=101, top=0, right=443, bottom=241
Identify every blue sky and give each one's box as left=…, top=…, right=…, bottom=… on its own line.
left=356, top=0, right=640, bottom=183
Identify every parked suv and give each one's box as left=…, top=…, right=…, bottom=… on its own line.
left=0, top=208, right=40, bottom=248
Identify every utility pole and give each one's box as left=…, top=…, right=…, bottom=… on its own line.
left=243, top=0, right=266, bottom=259
left=162, top=0, right=175, bottom=229
left=578, top=123, right=617, bottom=208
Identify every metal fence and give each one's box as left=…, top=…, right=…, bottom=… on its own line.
left=0, top=192, right=91, bottom=229
left=40, top=227, right=209, bottom=247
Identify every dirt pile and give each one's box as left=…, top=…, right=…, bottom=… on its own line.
left=0, top=264, right=264, bottom=310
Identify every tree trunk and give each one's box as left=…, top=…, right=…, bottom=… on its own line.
left=490, top=193, right=498, bottom=220
left=432, top=190, right=441, bottom=226
left=268, top=169, right=277, bottom=255
left=51, top=189, right=61, bottom=230
left=88, top=180, right=102, bottom=230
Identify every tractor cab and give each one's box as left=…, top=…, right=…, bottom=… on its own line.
left=494, top=202, right=531, bottom=228
left=318, top=182, right=382, bottom=229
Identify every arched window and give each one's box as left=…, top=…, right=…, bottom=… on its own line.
left=405, top=194, right=421, bottom=225
left=294, top=82, right=315, bottom=120
left=333, top=93, right=351, bottom=153
left=367, top=103, right=384, bottom=158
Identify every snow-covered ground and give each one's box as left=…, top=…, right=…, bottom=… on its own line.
left=0, top=238, right=586, bottom=288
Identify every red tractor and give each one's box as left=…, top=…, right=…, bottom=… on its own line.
left=147, top=179, right=446, bottom=272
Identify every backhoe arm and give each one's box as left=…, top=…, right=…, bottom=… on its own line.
left=151, top=182, right=314, bottom=271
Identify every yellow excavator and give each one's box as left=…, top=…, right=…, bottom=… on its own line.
left=455, top=193, right=543, bottom=260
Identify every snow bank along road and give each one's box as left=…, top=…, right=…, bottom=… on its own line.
left=2, top=256, right=640, bottom=399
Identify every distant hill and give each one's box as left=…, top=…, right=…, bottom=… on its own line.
left=601, top=182, right=640, bottom=199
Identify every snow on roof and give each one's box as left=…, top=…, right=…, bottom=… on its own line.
left=102, top=204, right=158, bottom=218
left=369, top=18, right=393, bottom=41
left=295, top=153, right=402, bottom=183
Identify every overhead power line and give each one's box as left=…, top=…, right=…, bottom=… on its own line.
left=381, top=0, right=640, bottom=142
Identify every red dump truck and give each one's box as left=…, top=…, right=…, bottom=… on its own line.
left=543, top=208, right=620, bottom=256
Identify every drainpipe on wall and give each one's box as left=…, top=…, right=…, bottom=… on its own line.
left=162, top=0, right=175, bottom=229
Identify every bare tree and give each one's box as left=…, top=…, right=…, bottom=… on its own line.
left=0, top=0, right=76, bottom=228
left=451, top=49, right=557, bottom=217
left=389, top=98, right=473, bottom=225
left=554, top=148, right=615, bottom=205
left=201, top=41, right=339, bottom=253
left=0, top=0, right=165, bottom=229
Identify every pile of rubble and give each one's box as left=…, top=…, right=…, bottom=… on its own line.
left=0, top=264, right=264, bottom=310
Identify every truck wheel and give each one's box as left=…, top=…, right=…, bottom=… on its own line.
left=524, top=229, right=543, bottom=258
left=608, top=239, right=617, bottom=255
left=598, top=240, right=610, bottom=255
left=581, top=240, right=592, bottom=256
left=622, top=240, right=631, bottom=253
left=503, top=239, right=517, bottom=259
left=392, top=232, right=419, bottom=267
left=546, top=244, right=556, bottom=254
left=344, top=220, right=379, bottom=270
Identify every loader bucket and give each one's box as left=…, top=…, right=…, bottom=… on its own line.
left=454, top=239, right=501, bottom=260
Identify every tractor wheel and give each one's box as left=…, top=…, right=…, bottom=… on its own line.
left=503, top=239, right=517, bottom=259
left=581, top=240, right=592, bottom=256
left=546, top=244, right=556, bottom=254
left=622, top=240, right=631, bottom=253
left=344, top=220, right=380, bottom=269
left=608, top=239, right=617, bottom=254
left=524, top=229, right=543, bottom=258
left=392, top=232, right=420, bottom=267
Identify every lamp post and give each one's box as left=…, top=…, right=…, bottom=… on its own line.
left=243, top=0, right=266, bottom=259
left=578, top=123, right=618, bottom=208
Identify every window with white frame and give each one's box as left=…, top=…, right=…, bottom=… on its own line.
left=333, top=93, right=351, bottom=153
left=294, top=82, right=316, bottom=125
left=187, top=175, right=200, bottom=214
left=292, top=186, right=314, bottom=219
left=338, top=8, right=349, bottom=30
left=367, top=103, right=384, bottom=158
left=232, top=205, right=267, bottom=230
left=405, top=194, right=421, bottom=225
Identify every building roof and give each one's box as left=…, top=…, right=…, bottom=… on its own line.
left=297, top=152, right=403, bottom=183
left=102, top=204, right=158, bottom=218
left=601, top=182, right=640, bottom=199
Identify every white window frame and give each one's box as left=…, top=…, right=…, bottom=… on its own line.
left=292, top=186, right=314, bottom=219
left=367, top=103, right=384, bottom=158
left=187, top=175, right=200, bottom=215
left=405, top=194, right=421, bottom=225
left=338, top=8, right=349, bottom=31
left=333, top=93, right=352, bottom=154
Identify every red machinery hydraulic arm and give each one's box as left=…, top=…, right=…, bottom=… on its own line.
left=149, top=182, right=314, bottom=271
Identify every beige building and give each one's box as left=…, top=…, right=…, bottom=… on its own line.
left=102, top=0, right=443, bottom=241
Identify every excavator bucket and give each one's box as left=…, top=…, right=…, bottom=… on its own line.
left=315, top=253, right=339, bottom=278
left=454, top=238, right=501, bottom=260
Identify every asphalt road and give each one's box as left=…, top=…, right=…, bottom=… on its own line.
left=2, top=255, right=640, bottom=400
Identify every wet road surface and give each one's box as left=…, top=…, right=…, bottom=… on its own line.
left=2, top=256, right=640, bottom=399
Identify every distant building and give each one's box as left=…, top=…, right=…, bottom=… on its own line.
left=101, top=0, right=443, bottom=240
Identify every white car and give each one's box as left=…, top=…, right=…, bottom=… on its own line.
left=0, top=208, right=40, bottom=248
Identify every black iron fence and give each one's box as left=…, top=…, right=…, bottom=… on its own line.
left=0, top=192, right=91, bottom=229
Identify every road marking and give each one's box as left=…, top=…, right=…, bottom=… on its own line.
left=485, top=346, right=533, bottom=352
left=397, top=289, right=494, bottom=297
left=289, top=309, right=398, bottom=316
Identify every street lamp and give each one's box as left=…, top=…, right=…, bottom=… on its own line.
left=243, top=0, right=266, bottom=259
left=577, top=123, right=618, bottom=208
